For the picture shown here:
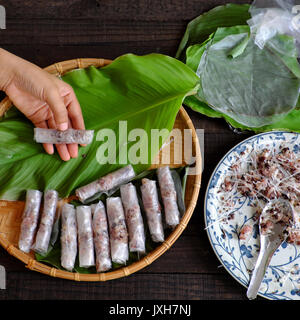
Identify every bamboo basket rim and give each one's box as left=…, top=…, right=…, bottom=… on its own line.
left=0, top=57, right=202, bottom=281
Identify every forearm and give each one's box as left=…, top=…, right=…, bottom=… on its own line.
left=0, top=48, right=85, bottom=160
left=0, top=48, right=16, bottom=91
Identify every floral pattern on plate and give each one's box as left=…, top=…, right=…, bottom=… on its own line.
left=204, top=131, right=300, bottom=300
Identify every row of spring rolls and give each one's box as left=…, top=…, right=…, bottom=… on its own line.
left=60, top=185, right=145, bottom=272
left=61, top=166, right=181, bottom=272
left=18, top=165, right=135, bottom=255
left=18, top=189, right=59, bottom=254
left=18, top=165, right=181, bottom=273
left=141, top=167, right=181, bottom=242
left=75, top=164, right=181, bottom=229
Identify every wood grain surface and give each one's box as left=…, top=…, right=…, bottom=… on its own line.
left=0, top=0, right=257, bottom=300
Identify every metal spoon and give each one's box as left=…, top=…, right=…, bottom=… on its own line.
left=246, top=199, right=293, bottom=300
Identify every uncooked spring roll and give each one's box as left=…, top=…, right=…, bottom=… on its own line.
left=92, top=201, right=112, bottom=272
left=120, top=183, right=145, bottom=253
left=34, top=128, right=94, bottom=145
left=18, top=190, right=43, bottom=253
left=76, top=205, right=95, bottom=268
left=106, top=197, right=129, bottom=264
left=157, top=166, right=180, bottom=228
left=61, top=203, right=77, bottom=271
left=141, top=178, right=164, bottom=243
left=33, top=190, right=59, bottom=254
left=76, top=165, right=136, bottom=203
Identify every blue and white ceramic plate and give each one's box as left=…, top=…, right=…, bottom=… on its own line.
left=205, top=131, right=300, bottom=300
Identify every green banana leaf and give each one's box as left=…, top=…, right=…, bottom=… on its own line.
left=0, top=53, right=199, bottom=201
left=178, top=3, right=300, bottom=133
left=175, top=3, right=251, bottom=61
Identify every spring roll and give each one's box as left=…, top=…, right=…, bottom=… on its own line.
left=120, top=183, right=146, bottom=253
left=76, top=205, right=95, bottom=268
left=106, top=197, right=129, bottom=264
left=91, top=201, right=112, bottom=272
left=18, top=190, right=43, bottom=253
left=34, top=128, right=94, bottom=145
left=141, top=178, right=164, bottom=243
left=61, top=203, right=77, bottom=271
left=157, top=166, right=180, bottom=228
left=76, top=165, right=135, bottom=203
left=33, top=190, right=59, bottom=254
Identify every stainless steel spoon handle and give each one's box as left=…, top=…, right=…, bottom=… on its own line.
left=246, top=199, right=293, bottom=300
left=246, top=248, right=269, bottom=299
left=246, top=238, right=278, bottom=300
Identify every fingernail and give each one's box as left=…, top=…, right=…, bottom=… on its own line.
left=71, top=151, right=78, bottom=159
left=49, top=146, right=54, bottom=154
left=62, top=155, right=71, bottom=162
left=58, top=122, right=68, bottom=131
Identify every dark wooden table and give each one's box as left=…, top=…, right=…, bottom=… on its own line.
left=0, top=0, right=258, bottom=301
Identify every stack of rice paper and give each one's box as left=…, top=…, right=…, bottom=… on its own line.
left=176, top=2, right=300, bottom=133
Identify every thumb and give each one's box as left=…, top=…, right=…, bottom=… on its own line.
left=44, top=85, right=69, bottom=130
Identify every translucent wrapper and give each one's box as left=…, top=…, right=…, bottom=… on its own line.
left=76, top=165, right=136, bottom=203
left=76, top=206, right=95, bottom=268
left=157, top=167, right=180, bottom=228
left=61, top=203, right=77, bottom=271
left=141, top=178, right=164, bottom=243
left=248, top=0, right=300, bottom=53
left=91, top=201, right=112, bottom=272
left=106, top=197, right=129, bottom=264
left=120, top=183, right=146, bottom=253
left=34, top=128, right=94, bottom=145
left=18, top=190, right=43, bottom=253
left=33, top=190, right=59, bottom=254
left=196, top=26, right=300, bottom=128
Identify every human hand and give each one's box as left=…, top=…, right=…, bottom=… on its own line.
left=0, top=49, right=85, bottom=161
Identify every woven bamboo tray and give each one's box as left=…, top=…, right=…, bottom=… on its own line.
left=0, top=58, right=202, bottom=281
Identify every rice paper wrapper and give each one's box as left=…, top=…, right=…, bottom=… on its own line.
left=92, top=201, right=112, bottom=272
left=75, top=165, right=136, bottom=203
left=120, top=183, right=146, bottom=254
left=18, top=190, right=43, bottom=253
left=196, top=25, right=300, bottom=128
left=33, top=190, right=59, bottom=254
left=141, top=178, right=164, bottom=243
left=106, top=197, right=129, bottom=265
left=34, top=128, right=94, bottom=145
left=157, top=166, right=180, bottom=228
left=76, top=206, right=95, bottom=268
left=61, top=203, right=77, bottom=271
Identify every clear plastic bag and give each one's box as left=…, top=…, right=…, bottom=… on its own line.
left=248, top=0, right=300, bottom=54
